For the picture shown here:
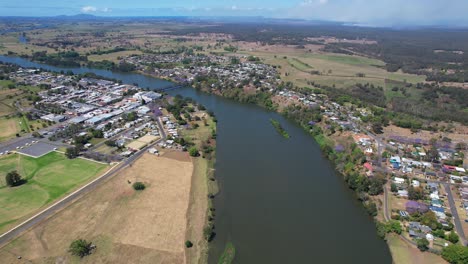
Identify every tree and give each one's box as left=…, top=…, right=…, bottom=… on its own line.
left=365, top=201, right=378, bottom=217
left=105, top=140, right=117, bottom=147
left=91, top=129, right=104, bottom=138
left=188, top=147, right=199, bottom=157
left=5, top=170, right=23, bottom=187
left=442, top=244, right=468, bottom=264
left=69, top=239, right=93, bottom=257
left=447, top=231, right=459, bottom=244
left=388, top=220, right=402, bottom=234
left=185, top=240, right=193, bottom=248
left=375, top=221, right=387, bottom=239
left=408, top=186, right=426, bottom=201
left=390, top=183, right=398, bottom=192
left=421, top=211, right=439, bottom=230
left=32, top=131, right=43, bottom=138
left=65, top=147, right=80, bottom=159
left=369, top=176, right=386, bottom=195
left=132, top=182, right=146, bottom=190
left=455, top=142, right=467, bottom=151
left=433, top=229, right=445, bottom=238
left=417, top=238, right=429, bottom=251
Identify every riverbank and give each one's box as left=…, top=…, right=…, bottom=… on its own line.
left=145, top=71, right=422, bottom=263
left=181, top=111, right=218, bottom=264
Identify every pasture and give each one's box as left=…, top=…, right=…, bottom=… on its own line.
left=244, top=46, right=425, bottom=89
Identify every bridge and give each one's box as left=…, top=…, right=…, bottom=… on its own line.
left=155, top=82, right=188, bottom=92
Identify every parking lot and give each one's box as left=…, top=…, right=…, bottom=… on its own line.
left=17, top=141, right=59, bottom=158
left=0, top=137, right=35, bottom=155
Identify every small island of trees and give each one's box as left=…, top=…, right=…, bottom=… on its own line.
left=270, top=119, right=290, bottom=139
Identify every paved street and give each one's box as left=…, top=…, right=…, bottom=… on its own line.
left=444, top=183, right=468, bottom=246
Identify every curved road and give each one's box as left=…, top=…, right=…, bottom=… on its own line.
left=0, top=118, right=166, bottom=247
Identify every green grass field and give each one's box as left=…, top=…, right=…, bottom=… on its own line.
left=0, top=152, right=109, bottom=232
left=288, top=58, right=313, bottom=71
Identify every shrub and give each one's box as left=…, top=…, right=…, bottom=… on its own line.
left=185, top=240, right=193, bottom=248
left=69, top=239, right=93, bottom=257
left=189, top=147, right=199, bottom=157
left=417, top=238, right=429, bottom=251
left=447, top=231, right=459, bottom=244
left=132, top=182, right=146, bottom=190
left=442, top=244, right=468, bottom=264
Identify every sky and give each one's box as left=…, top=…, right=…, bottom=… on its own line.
left=1, top=0, right=468, bottom=27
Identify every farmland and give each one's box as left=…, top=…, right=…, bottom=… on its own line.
left=245, top=47, right=425, bottom=89
left=0, top=152, right=109, bottom=233
left=0, top=80, right=49, bottom=142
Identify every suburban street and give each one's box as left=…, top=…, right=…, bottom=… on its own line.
left=444, top=183, right=468, bottom=246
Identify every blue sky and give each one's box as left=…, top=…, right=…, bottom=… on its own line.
left=1, top=0, right=468, bottom=27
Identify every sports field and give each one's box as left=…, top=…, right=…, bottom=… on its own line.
left=0, top=152, right=109, bottom=233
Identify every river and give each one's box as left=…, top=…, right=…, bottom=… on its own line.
left=0, top=55, right=392, bottom=263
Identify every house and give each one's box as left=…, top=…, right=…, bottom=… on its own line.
left=390, top=156, right=401, bottom=164
left=430, top=193, right=440, bottom=200
left=463, top=201, right=468, bottom=210
left=427, top=182, right=439, bottom=193
left=406, top=201, right=429, bottom=214
left=148, top=148, right=159, bottom=155
left=412, top=180, right=420, bottom=187
left=426, top=234, right=434, bottom=241
left=460, top=187, right=468, bottom=196
left=394, top=177, right=405, bottom=184
left=137, top=106, right=151, bottom=115
left=409, top=230, right=425, bottom=238
left=431, top=199, right=443, bottom=208
left=364, top=162, right=373, bottom=172
left=409, top=222, right=421, bottom=230
left=398, top=190, right=409, bottom=197
left=352, top=134, right=372, bottom=146
left=41, top=114, right=66, bottom=123
left=420, top=225, right=433, bottom=234
left=429, top=206, right=445, bottom=213
left=399, top=211, right=409, bottom=217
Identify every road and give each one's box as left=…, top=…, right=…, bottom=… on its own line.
left=0, top=119, right=167, bottom=247
left=444, top=183, right=468, bottom=246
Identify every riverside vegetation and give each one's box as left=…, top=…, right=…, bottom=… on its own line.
left=270, top=119, right=290, bottom=139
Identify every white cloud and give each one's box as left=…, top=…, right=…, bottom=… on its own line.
left=301, top=0, right=329, bottom=6
left=81, top=6, right=112, bottom=13
left=81, top=6, right=97, bottom=13
left=231, top=5, right=238, bottom=10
